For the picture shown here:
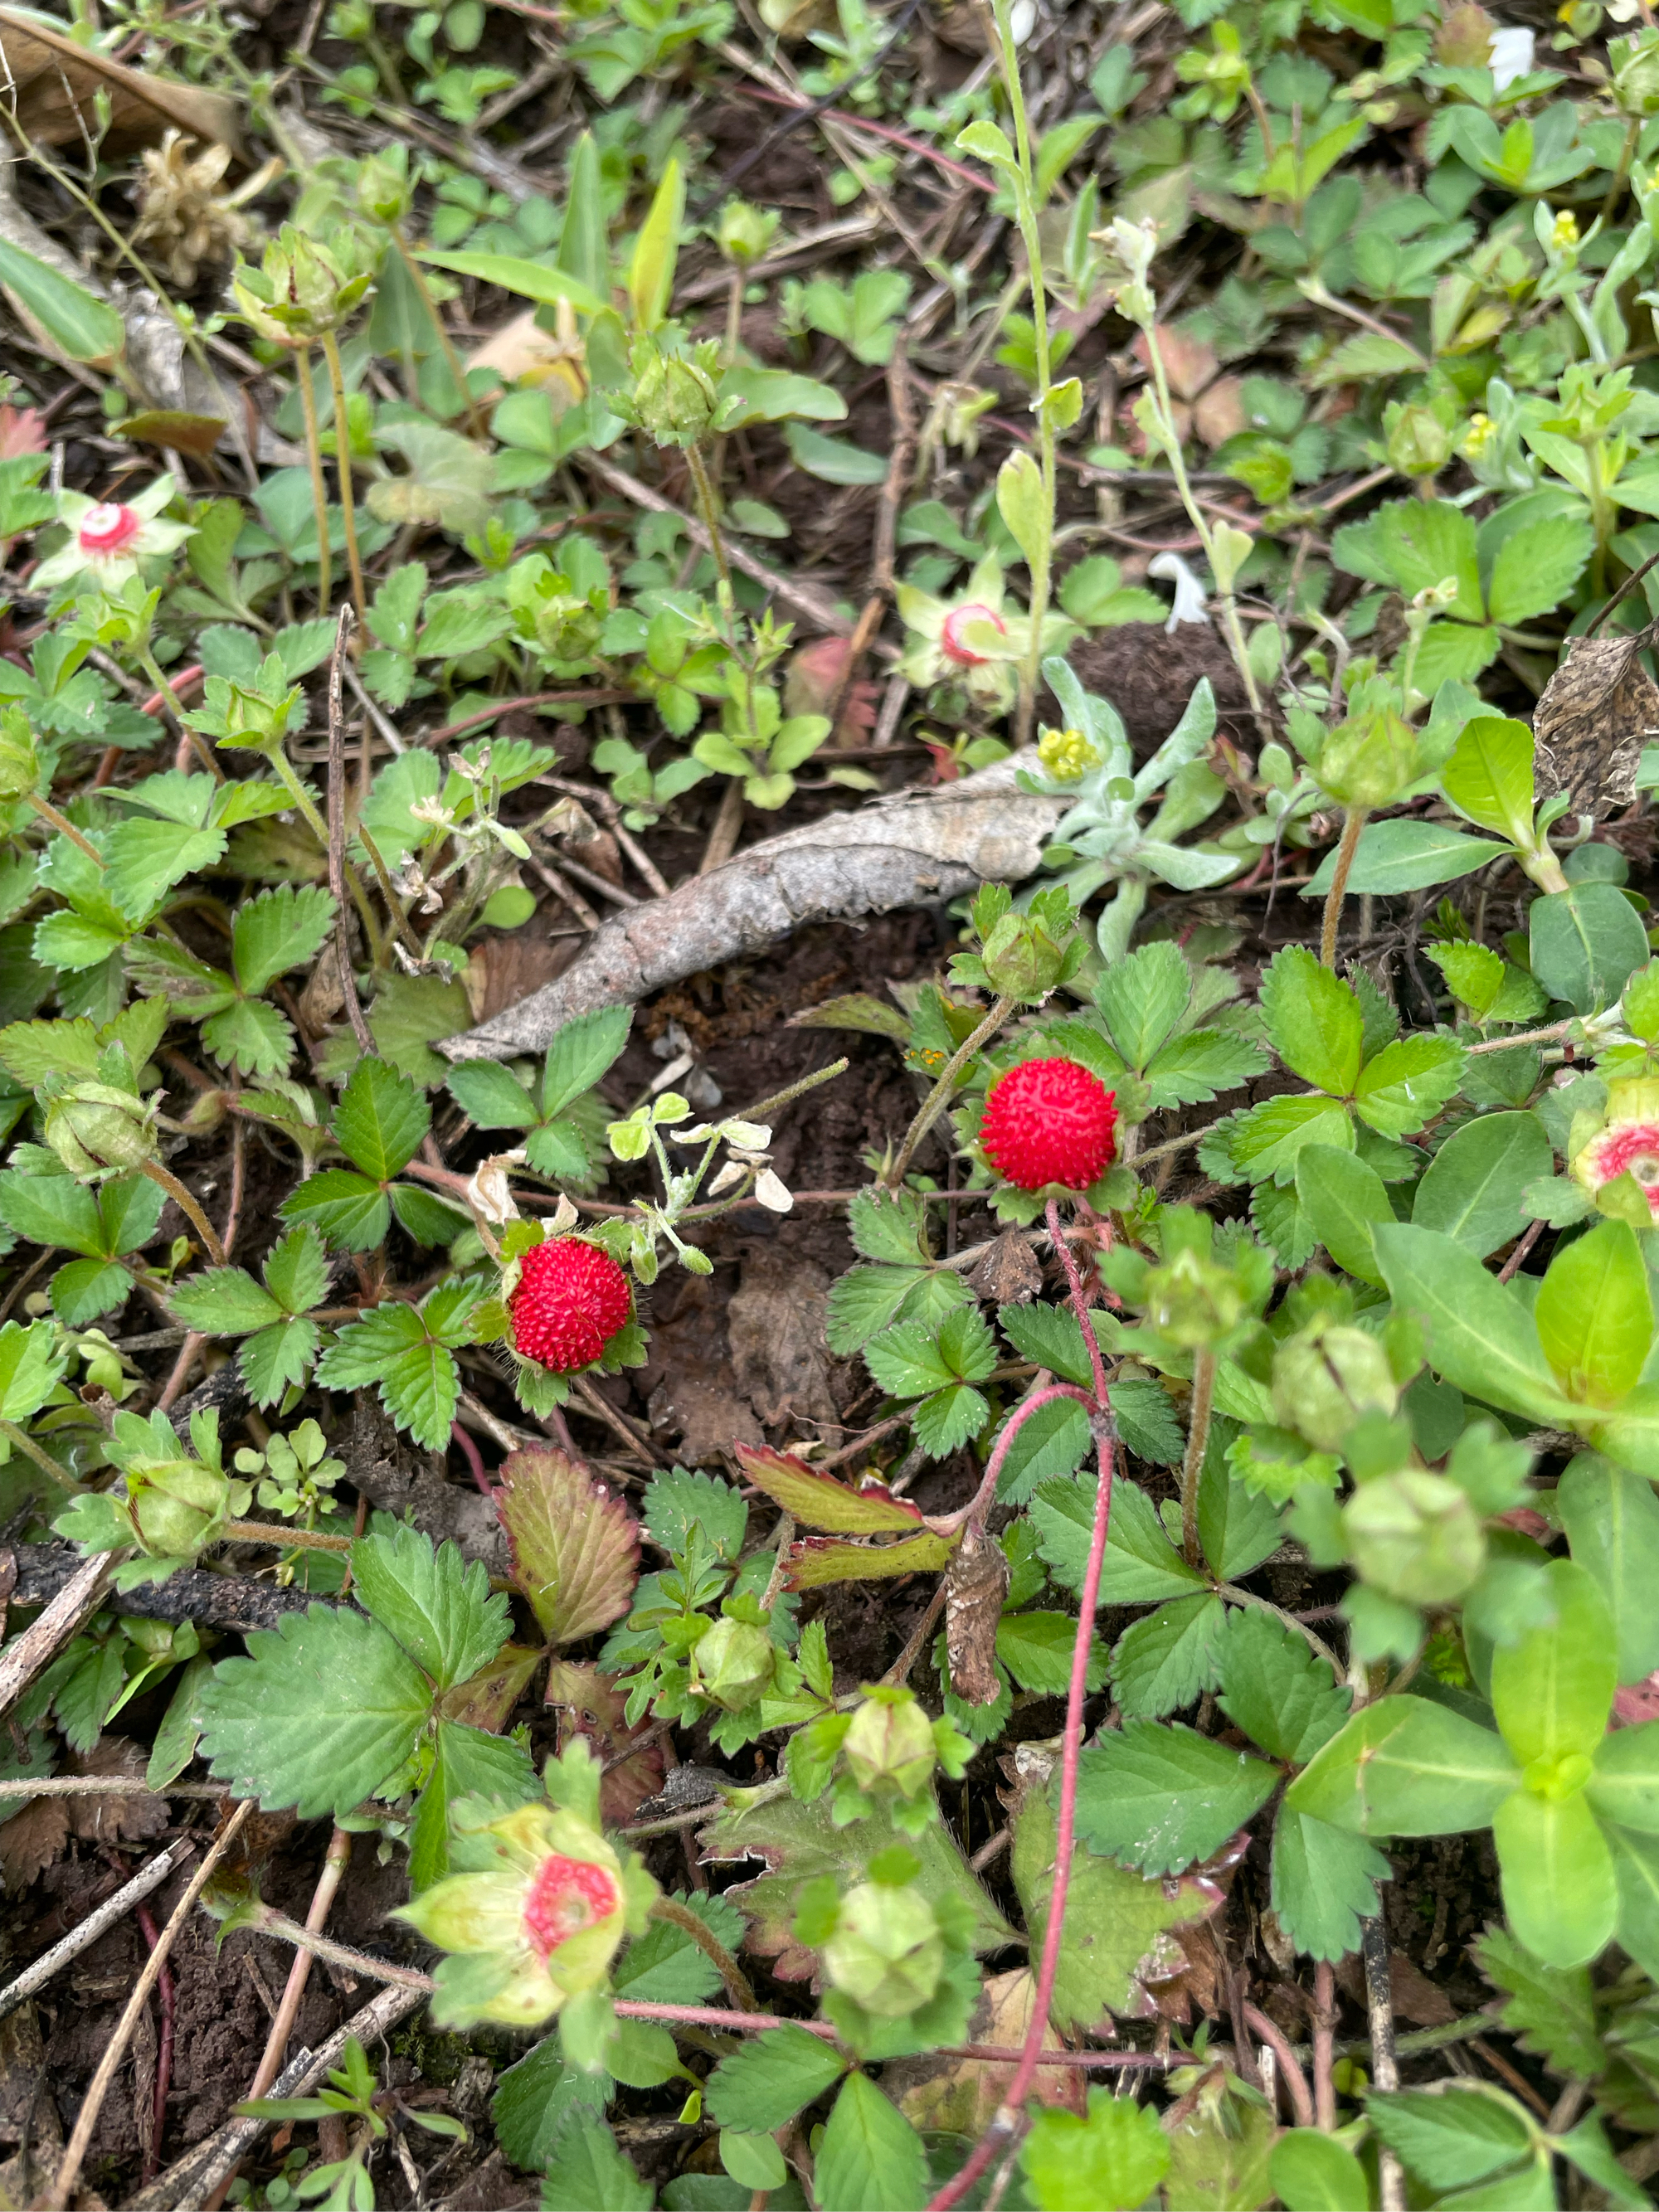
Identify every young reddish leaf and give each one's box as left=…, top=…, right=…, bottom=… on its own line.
left=736, top=1443, right=927, bottom=1534
left=786, top=1531, right=956, bottom=1590
left=496, top=1447, right=640, bottom=1644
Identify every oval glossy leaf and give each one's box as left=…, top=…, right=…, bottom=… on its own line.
left=1297, top=1143, right=1394, bottom=1286
left=1441, top=714, right=1536, bottom=846
left=1372, top=1223, right=1577, bottom=1427
left=1412, top=1111, right=1554, bottom=1259
left=1285, top=1694, right=1519, bottom=1836
left=1559, top=1455, right=1659, bottom=1685
left=1268, top=2129, right=1372, bottom=2212
left=1588, top=1719, right=1659, bottom=1835
left=1302, top=819, right=1509, bottom=897
left=1530, top=882, right=1651, bottom=1014
left=1493, top=1786, right=1618, bottom=1969
left=1491, top=1558, right=1617, bottom=1767
left=1535, top=1218, right=1653, bottom=1408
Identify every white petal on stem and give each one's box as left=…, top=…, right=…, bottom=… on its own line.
left=1488, top=25, right=1534, bottom=90
left=465, top=1151, right=523, bottom=1225
left=708, top=1159, right=747, bottom=1196
left=756, top=1169, right=794, bottom=1213
left=1148, top=551, right=1211, bottom=633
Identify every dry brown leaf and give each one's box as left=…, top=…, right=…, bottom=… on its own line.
left=0, top=8, right=241, bottom=156
left=0, top=1796, right=68, bottom=1892
left=544, top=1660, right=665, bottom=1825
left=727, top=1247, right=842, bottom=1432
left=66, top=1736, right=170, bottom=1845
left=965, top=1230, right=1042, bottom=1306
left=1532, top=622, right=1659, bottom=819
left=892, top=1969, right=1086, bottom=2137
left=446, top=749, right=1066, bottom=1059
left=943, top=1521, right=1009, bottom=1707
left=1194, top=376, right=1248, bottom=449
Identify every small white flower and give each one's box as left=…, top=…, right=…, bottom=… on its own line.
left=755, top=1168, right=793, bottom=1213
left=1488, top=25, right=1534, bottom=90
left=1148, top=551, right=1211, bottom=633
left=707, top=1159, right=747, bottom=1197
left=31, top=475, right=194, bottom=595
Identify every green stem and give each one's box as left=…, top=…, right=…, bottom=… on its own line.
left=885, top=996, right=1014, bottom=1191
left=319, top=332, right=369, bottom=631
left=990, top=0, right=1053, bottom=751
left=293, top=347, right=333, bottom=612
left=223, top=1519, right=353, bottom=1553
left=27, top=795, right=105, bottom=866
left=140, top=1162, right=227, bottom=1266
left=0, top=1417, right=82, bottom=1493
left=684, top=442, right=732, bottom=594
left=137, top=648, right=222, bottom=780
left=1319, top=805, right=1369, bottom=969
left=649, top=1894, right=757, bottom=2012
left=1181, top=1345, right=1216, bottom=1571
left=1140, top=323, right=1267, bottom=736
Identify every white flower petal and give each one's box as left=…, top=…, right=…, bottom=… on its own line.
left=1488, top=25, right=1534, bottom=90
left=756, top=1169, right=793, bottom=1213
left=1147, top=551, right=1210, bottom=632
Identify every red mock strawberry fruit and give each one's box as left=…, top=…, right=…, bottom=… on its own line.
left=509, top=1238, right=632, bottom=1373
left=980, top=1057, right=1118, bottom=1192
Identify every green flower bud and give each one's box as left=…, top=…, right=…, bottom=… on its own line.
left=693, top=1616, right=776, bottom=1710
left=822, top=1882, right=944, bottom=2018
left=1344, top=1469, right=1486, bottom=1605
left=1144, top=1247, right=1246, bottom=1349
left=357, top=148, right=414, bottom=226
left=1272, top=1321, right=1399, bottom=1452
left=1316, top=707, right=1420, bottom=811
left=125, top=1456, right=236, bottom=1561
left=842, top=1689, right=938, bottom=1799
left=232, top=226, right=372, bottom=348
left=1384, top=401, right=1452, bottom=480
left=978, top=909, right=1070, bottom=1000
left=630, top=346, right=718, bottom=450
left=717, top=200, right=781, bottom=266
left=45, top=1082, right=158, bottom=1178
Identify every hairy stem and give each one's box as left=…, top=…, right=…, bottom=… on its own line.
left=684, top=443, right=732, bottom=594
left=0, top=1418, right=80, bottom=1493
left=141, top=1162, right=226, bottom=1267
left=649, top=1894, right=757, bottom=2012
left=26, top=794, right=105, bottom=865
left=1180, top=1345, right=1216, bottom=1570
left=293, top=347, right=333, bottom=611
left=886, top=996, right=1014, bottom=1191
left=1319, top=805, right=1369, bottom=970
left=319, top=332, right=369, bottom=630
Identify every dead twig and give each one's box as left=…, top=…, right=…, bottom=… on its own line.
left=0, top=1837, right=195, bottom=2025
left=1362, top=1914, right=1407, bottom=2212
left=46, top=1799, right=255, bottom=2210
left=203, top=1828, right=353, bottom=2212
left=0, top=1551, right=114, bottom=1720
left=119, top=1981, right=428, bottom=2212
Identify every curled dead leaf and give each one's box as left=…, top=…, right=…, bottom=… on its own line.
left=0, top=8, right=242, bottom=155
left=1532, top=620, right=1659, bottom=819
